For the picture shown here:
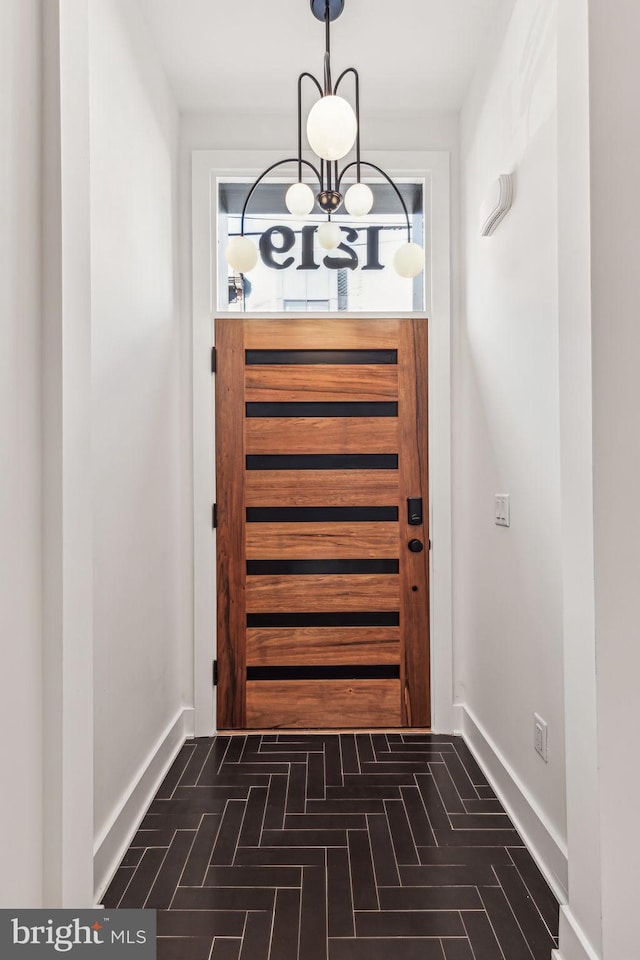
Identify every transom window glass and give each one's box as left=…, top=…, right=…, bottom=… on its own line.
left=217, top=178, right=427, bottom=313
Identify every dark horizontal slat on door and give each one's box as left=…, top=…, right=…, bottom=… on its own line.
left=246, top=349, right=397, bottom=365
left=246, top=402, right=398, bottom=418
left=247, top=665, right=400, bottom=681
left=247, top=612, right=400, bottom=627
left=246, top=507, right=398, bottom=523
left=246, top=559, right=400, bottom=576
left=246, top=454, right=398, bottom=470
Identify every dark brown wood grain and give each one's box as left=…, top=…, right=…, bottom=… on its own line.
left=397, top=319, right=430, bottom=726
left=245, top=418, right=399, bottom=455
left=245, top=364, right=398, bottom=402
left=246, top=627, right=400, bottom=666
left=214, top=319, right=246, bottom=728
left=245, top=470, right=399, bottom=507
left=245, top=574, right=400, bottom=613
left=245, top=522, right=398, bottom=559
left=245, top=679, right=401, bottom=728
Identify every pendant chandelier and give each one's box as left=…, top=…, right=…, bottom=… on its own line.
left=225, top=0, right=426, bottom=280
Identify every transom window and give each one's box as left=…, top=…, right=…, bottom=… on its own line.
left=217, top=178, right=427, bottom=313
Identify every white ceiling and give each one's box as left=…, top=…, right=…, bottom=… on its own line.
left=136, top=0, right=515, bottom=116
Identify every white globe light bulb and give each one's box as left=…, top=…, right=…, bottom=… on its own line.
left=317, top=221, right=342, bottom=250
left=306, top=95, right=357, bottom=161
left=393, top=241, right=425, bottom=279
left=285, top=181, right=315, bottom=217
left=226, top=235, right=258, bottom=273
left=344, top=182, right=374, bottom=217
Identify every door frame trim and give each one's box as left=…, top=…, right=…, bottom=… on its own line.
left=191, top=149, right=452, bottom=735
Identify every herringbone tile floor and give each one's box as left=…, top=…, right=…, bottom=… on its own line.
left=103, top=734, right=559, bottom=960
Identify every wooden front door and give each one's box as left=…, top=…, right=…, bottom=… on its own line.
left=215, top=318, right=429, bottom=729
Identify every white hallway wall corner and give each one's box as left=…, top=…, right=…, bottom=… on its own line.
left=554, top=0, right=602, bottom=958
left=456, top=0, right=568, bottom=901
left=454, top=705, right=568, bottom=899
left=42, top=0, right=94, bottom=908
left=88, top=0, right=190, bottom=904
left=454, top=0, right=640, bottom=958
left=0, top=0, right=44, bottom=907
left=453, top=0, right=615, bottom=953
left=93, top=707, right=194, bottom=905
left=189, top=149, right=453, bottom=737
left=588, top=0, right=640, bottom=958
left=13, top=0, right=195, bottom=907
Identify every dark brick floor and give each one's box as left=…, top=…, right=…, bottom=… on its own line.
left=103, top=733, right=559, bottom=960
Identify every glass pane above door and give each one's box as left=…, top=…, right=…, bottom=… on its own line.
left=217, top=178, right=427, bottom=313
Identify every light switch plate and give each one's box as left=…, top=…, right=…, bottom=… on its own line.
left=495, top=494, right=510, bottom=526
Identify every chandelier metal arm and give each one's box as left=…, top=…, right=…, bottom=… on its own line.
left=334, top=67, right=361, bottom=181
left=225, top=0, right=425, bottom=285
left=240, top=158, right=322, bottom=234
left=338, top=160, right=412, bottom=241
left=297, top=72, right=324, bottom=181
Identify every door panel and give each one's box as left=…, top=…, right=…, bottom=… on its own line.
left=245, top=470, right=398, bottom=507
left=246, top=626, right=401, bottom=666
left=246, top=573, right=400, bottom=613
left=245, top=416, right=399, bottom=454
left=245, top=522, right=398, bottom=559
left=245, top=364, right=398, bottom=402
left=215, top=317, right=429, bottom=729
left=243, top=318, right=399, bottom=349
left=245, top=679, right=401, bottom=728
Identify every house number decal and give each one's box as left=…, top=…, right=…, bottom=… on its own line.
left=258, top=225, right=386, bottom=271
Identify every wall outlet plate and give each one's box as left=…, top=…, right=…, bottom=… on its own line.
left=534, top=713, right=548, bottom=762
left=495, top=494, right=510, bottom=526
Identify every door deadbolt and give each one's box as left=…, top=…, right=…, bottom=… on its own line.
left=407, top=497, right=423, bottom=525
left=408, top=539, right=424, bottom=553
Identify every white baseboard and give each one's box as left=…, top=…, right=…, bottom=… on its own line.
left=552, top=906, right=602, bottom=960
left=93, top=706, right=194, bottom=904
left=453, top=703, right=569, bottom=903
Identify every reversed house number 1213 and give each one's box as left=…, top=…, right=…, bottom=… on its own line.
left=258, top=225, right=386, bottom=272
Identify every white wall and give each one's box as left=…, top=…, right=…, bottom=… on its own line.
left=41, top=0, right=94, bottom=906
left=589, top=2, right=640, bottom=957
left=555, top=0, right=601, bottom=954
left=457, top=0, right=567, bottom=879
left=0, top=0, right=43, bottom=907
left=89, top=0, right=186, bottom=858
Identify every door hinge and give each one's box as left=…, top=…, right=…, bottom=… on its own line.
left=212, top=659, right=218, bottom=687
left=429, top=539, right=432, bottom=550
left=211, top=346, right=216, bottom=373
left=212, top=503, right=217, bottom=529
